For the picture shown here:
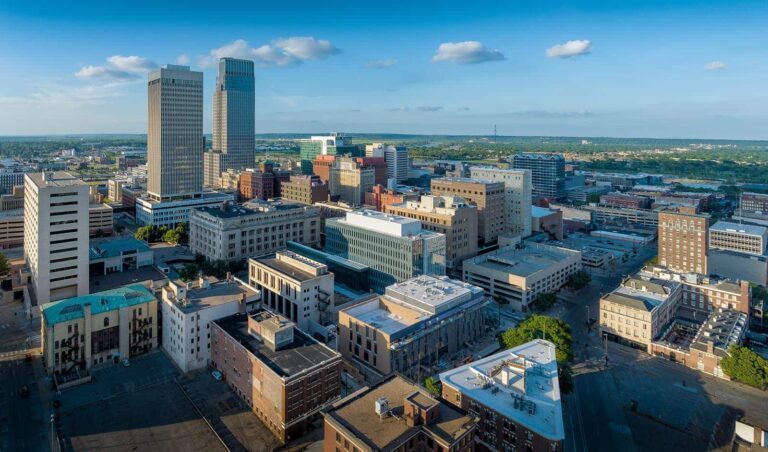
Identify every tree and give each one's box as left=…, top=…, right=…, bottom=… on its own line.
left=423, top=376, right=442, bottom=398
left=114, top=223, right=125, bottom=234
left=174, top=222, right=189, bottom=245
left=179, top=264, right=199, bottom=282
left=720, top=345, right=768, bottom=389
left=531, top=293, right=557, bottom=312
left=135, top=225, right=154, bottom=242
left=499, top=315, right=573, bottom=363
left=162, top=228, right=181, bottom=244
left=566, top=270, right=591, bottom=291
left=0, top=252, right=9, bottom=276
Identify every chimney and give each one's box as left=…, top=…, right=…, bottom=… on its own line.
left=707, top=340, right=715, bottom=354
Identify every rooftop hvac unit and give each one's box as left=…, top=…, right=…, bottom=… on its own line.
left=375, top=397, right=389, bottom=418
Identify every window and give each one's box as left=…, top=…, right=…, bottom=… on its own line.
left=103, top=317, right=109, bottom=327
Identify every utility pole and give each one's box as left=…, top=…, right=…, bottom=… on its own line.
left=586, top=305, right=591, bottom=331
left=603, top=333, right=609, bottom=367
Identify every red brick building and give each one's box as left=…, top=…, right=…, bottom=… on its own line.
left=354, top=156, right=387, bottom=186
left=600, top=192, right=652, bottom=210
left=312, top=155, right=337, bottom=184
left=364, top=184, right=421, bottom=212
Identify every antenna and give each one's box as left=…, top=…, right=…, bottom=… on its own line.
left=494, top=124, right=497, bottom=143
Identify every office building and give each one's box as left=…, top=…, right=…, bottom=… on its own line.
left=600, top=193, right=652, bottom=210
left=364, top=184, right=421, bottom=212
left=329, top=157, right=376, bottom=207
left=0, top=209, right=24, bottom=249
left=355, top=156, right=387, bottom=186
left=645, top=267, right=751, bottom=316
left=24, top=172, right=90, bottom=306
left=88, top=202, right=113, bottom=237
left=740, top=192, right=768, bottom=215
left=511, top=153, right=565, bottom=200
left=0, top=185, right=24, bottom=211
left=161, top=276, right=259, bottom=373
left=599, top=274, right=682, bottom=352
left=709, top=250, right=768, bottom=286
left=385, top=195, right=478, bottom=270
left=312, top=155, right=337, bottom=184
left=88, top=237, right=154, bottom=276
left=463, top=243, right=581, bottom=312
left=280, top=175, right=329, bottom=205
left=107, top=178, right=128, bottom=204
left=0, top=171, right=25, bottom=194
left=709, top=221, right=767, bottom=256
left=325, top=210, right=446, bottom=293
left=440, top=340, right=564, bottom=452
left=239, top=168, right=274, bottom=201
left=299, top=133, right=360, bottom=175
left=203, top=58, right=255, bottom=187
left=323, top=375, right=476, bottom=452
left=366, top=143, right=409, bottom=183
left=287, top=241, right=372, bottom=295
left=211, top=310, right=342, bottom=441
left=431, top=177, right=506, bottom=244
left=531, top=206, right=564, bottom=240
left=469, top=167, right=533, bottom=238
left=41, top=284, right=157, bottom=379
left=189, top=200, right=321, bottom=262
left=135, top=191, right=234, bottom=227
left=658, top=209, right=710, bottom=274
left=249, top=251, right=335, bottom=331
left=338, top=275, right=488, bottom=378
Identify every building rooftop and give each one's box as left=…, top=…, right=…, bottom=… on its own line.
left=213, top=312, right=339, bottom=379
left=43, top=284, right=155, bottom=325
left=343, top=297, right=423, bottom=335
left=89, top=236, right=151, bottom=260
left=690, top=309, right=747, bottom=357
left=603, top=275, right=680, bottom=312
left=384, top=275, right=485, bottom=315
left=531, top=206, right=557, bottom=218
left=166, top=279, right=259, bottom=314
left=464, top=243, right=580, bottom=278
left=439, top=339, right=564, bottom=441
left=253, top=255, right=322, bottom=283
left=194, top=199, right=308, bottom=219
left=514, top=153, right=565, bottom=161
left=89, top=266, right=169, bottom=293
left=431, top=176, right=502, bottom=186
left=336, top=209, right=439, bottom=238
left=25, top=171, right=86, bottom=188
left=711, top=220, right=767, bottom=237
left=325, top=376, right=475, bottom=451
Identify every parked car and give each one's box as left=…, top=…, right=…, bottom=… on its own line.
left=122, top=358, right=131, bottom=367
left=211, top=370, right=223, bottom=381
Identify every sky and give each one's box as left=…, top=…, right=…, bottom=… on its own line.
left=0, top=0, right=767, bottom=139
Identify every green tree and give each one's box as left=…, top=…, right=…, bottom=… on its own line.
left=162, top=228, right=181, bottom=244
left=0, top=252, right=10, bottom=275
left=135, top=225, right=155, bottom=242
left=720, top=345, right=768, bottom=389
left=114, top=223, right=125, bottom=234
left=174, top=222, right=189, bottom=245
left=566, top=270, right=591, bottom=291
left=499, top=315, right=573, bottom=363
left=423, top=376, right=442, bottom=398
left=179, top=264, right=199, bottom=282
left=531, top=293, right=557, bottom=312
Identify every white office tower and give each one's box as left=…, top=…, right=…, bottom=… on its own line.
left=204, top=58, right=256, bottom=187
left=24, top=172, right=89, bottom=306
left=470, top=167, right=532, bottom=238
left=147, top=65, right=204, bottom=201
left=366, top=143, right=409, bottom=183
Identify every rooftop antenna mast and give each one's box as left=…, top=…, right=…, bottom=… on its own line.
left=494, top=124, right=497, bottom=143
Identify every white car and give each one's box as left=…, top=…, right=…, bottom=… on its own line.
left=211, top=370, right=223, bottom=381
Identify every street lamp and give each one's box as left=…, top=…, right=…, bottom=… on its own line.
left=585, top=305, right=591, bottom=331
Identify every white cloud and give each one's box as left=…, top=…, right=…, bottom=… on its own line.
left=176, top=53, right=191, bottom=65
left=367, top=59, right=397, bottom=69
left=431, top=41, right=505, bottom=65
left=546, top=40, right=592, bottom=58
left=199, top=37, right=339, bottom=68
left=705, top=61, right=726, bottom=71
left=75, top=55, right=157, bottom=80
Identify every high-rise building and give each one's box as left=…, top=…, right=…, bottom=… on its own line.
left=385, top=195, right=478, bottom=270
left=658, top=209, right=710, bottom=274
left=299, top=133, right=360, bottom=175
left=325, top=210, right=446, bottom=292
left=328, top=157, right=376, bottom=206
left=354, top=156, right=387, bottom=186
left=24, top=172, right=90, bottom=306
left=311, top=155, right=336, bottom=184
left=147, top=65, right=204, bottom=201
left=280, top=175, right=329, bottom=205
left=430, top=177, right=506, bottom=244
left=366, top=143, right=409, bottom=183
left=468, top=168, right=533, bottom=238
left=203, top=58, right=255, bottom=188
left=511, top=153, right=565, bottom=200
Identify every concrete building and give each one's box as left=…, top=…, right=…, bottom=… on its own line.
left=740, top=192, right=768, bottom=214
left=211, top=310, right=342, bottom=441
left=511, top=153, right=565, bottom=200
left=24, top=172, right=90, bottom=306
left=709, top=250, right=768, bottom=286
left=203, top=58, right=255, bottom=187
left=88, top=237, right=154, bottom=276
left=469, top=167, right=533, bottom=239
left=658, top=209, right=710, bottom=274
left=299, top=133, right=360, bottom=175
left=584, top=204, right=659, bottom=228
left=599, top=274, right=682, bottom=352
left=325, top=210, right=446, bottom=293
left=364, top=184, right=421, bottom=212
left=329, top=157, right=376, bottom=207
left=531, top=206, right=563, bottom=241
left=565, top=185, right=611, bottom=204
left=645, top=267, right=751, bottom=317
left=338, top=275, right=488, bottom=379
left=463, top=243, right=581, bottom=312
left=0, top=209, right=24, bottom=249
left=385, top=195, right=478, bottom=270
left=440, top=340, right=564, bottom=452
left=161, top=276, right=259, bottom=373
left=709, top=221, right=767, bottom=255
left=355, top=156, right=387, bottom=187
left=107, top=178, right=127, bottom=203
left=0, top=171, right=25, bottom=195
left=135, top=191, right=234, bottom=227
left=366, top=143, right=409, bottom=183
left=41, top=284, right=157, bottom=381
left=249, top=251, right=335, bottom=332
left=0, top=185, right=24, bottom=211
left=280, top=175, right=329, bottom=205
left=189, top=200, right=321, bottom=262
left=88, top=202, right=113, bottom=237
left=323, top=375, right=476, bottom=452
left=430, top=177, right=506, bottom=244
left=600, top=192, right=652, bottom=210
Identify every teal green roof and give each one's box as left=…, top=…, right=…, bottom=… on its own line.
left=42, top=284, right=155, bottom=325
left=89, top=237, right=151, bottom=260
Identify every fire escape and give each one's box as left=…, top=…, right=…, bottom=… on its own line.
left=61, top=326, right=85, bottom=375
left=129, top=313, right=152, bottom=357
left=317, top=288, right=332, bottom=324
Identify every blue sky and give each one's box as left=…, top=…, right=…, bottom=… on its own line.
left=1, top=0, right=767, bottom=139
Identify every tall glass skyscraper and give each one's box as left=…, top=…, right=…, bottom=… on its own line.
left=204, top=58, right=255, bottom=187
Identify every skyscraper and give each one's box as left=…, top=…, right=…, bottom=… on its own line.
left=366, top=143, right=409, bottom=183
left=147, top=65, right=204, bottom=202
left=512, top=153, right=565, bottom=200
left=203, top=58, right=255, bottom=187
left=658, top=208, right=710, bottom=274
left=469, top=167, right=532, bottom=238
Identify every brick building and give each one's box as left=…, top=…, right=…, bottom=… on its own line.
left=658, top=209, right=710, bottom=274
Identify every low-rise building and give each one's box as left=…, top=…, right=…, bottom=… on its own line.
left=364, top=184, right=421, bottom=212
left=645, top=266, right=751, bottom=316
left=189, top=200, right=321, bottom=261
left=600, top=192, right=652, bottom=210
left=88, top=236, right=154, bottom=276
left=211, top=310, right=342, bottom=442
left=709, top=249, right=768, bottom=286
left=135, top=191, right=235, bottom=227
left=0, top=209, right=24, bottom=249
left=0, top=185, right=24, bottom=211
left=323, top=375, right=476, bottom=452
left=338, top=275, right=489, bottom=379
left=740, top=192, right=768, bottom=215
left=41, top=284, right=157, bottom=382
left=161, top=276, right=259, bottom=372
left=440, top=340, right=564, bottom=452
left=709, top=221, right=767, bottom=256
left=280, top=175, right=329, bottom=205
left=463, top=243, right=581, bottom=311
left=531, top=206, right=563, bottom=241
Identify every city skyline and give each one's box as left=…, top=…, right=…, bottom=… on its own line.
left=1, top=0, right=767, bottom=139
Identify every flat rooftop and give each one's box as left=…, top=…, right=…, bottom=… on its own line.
left=431, top=176, right=502, bottom=186
left=465, top=244, right=579, bottom=278
left=195, top=200, right=306, bottom=219
left=254, top=256, right=317, bottom=282
left=43, top=284, right=155, bottom=325
left=90, top=266, right=168, bottom=292
left=690, top=309, right=747, bottom=357
left=440, top=339, right=564, bottom=441
left=338, top=209, right=438, bottom=238
left=214, top=313, right=339, bottom=378
left=325, top=376, right=474, bottom=450
left=343, top=297, right=424, bottom=335
left=26, top=171, right=86, bottom=188
left=89, top=236, right=151, bottom=260
left=170, top=280, right=259, bottom=314
left=384, top=275, right=485, bottom=315
left=711, top=220, right=767, bottom=236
